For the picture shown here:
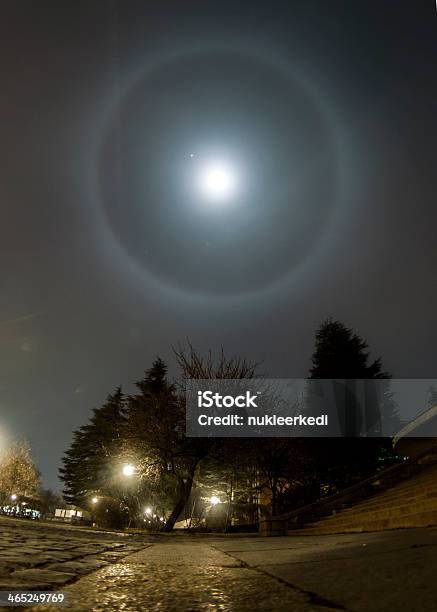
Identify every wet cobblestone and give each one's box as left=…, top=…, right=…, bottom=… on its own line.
left=0, top=515, right=147, bottom=590
left=4, top=516, right=435, bottom=611
left=31, top=541, right=331, bottom=612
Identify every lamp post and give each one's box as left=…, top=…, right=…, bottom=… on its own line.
left=90, top=496, right=98, bottom=527
left=121, top=464, right=138, bottom=528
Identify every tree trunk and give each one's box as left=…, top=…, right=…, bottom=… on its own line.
left=224, top=480, right=233, bottom=532
left=271, top=477, right=278, bottom=516
left=163, top=469, right=197, bottom=532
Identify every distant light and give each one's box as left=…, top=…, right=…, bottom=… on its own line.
left=122, top=464, right=135, bottom=477
left=210, top=496, right=220, bottom=505
left=10, top=494, right=17, bottom=501
left=144, top=507, right=152, bottom=515
left=159, top=517, right=164, bottom=522
left=190, top=153, right=195, bottom=158
left=91, top=497, right=98, bottom=504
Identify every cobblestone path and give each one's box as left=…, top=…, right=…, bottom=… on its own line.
left=0, top=516, right=147, bottom=590
left=2, top=516, right=436, bottom=611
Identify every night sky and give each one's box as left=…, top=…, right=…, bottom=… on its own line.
left=1, top=1, right=436, bottom=491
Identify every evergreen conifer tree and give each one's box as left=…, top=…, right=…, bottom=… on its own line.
left=59, top=387, right=126, bottom=506
left=307, top=319, right=395, bottom=490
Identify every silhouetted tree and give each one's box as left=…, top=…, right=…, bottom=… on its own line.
left=196, top=439, right=260, bottom=530
left=256, top=438, right=318, bottom=516
left=59, top=388, right=126, bottom=509
left=169, top=344, right=261, bottom=530
left=308, top=319, right=395, bottom=491
left=37, top=488, right=62, bottom=519
left=310, top=318, right=387, bottom=379
left=125, top=357, right=210, bottom=532
left=174, top=340, right=260, bottom=379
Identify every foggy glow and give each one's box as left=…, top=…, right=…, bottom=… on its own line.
left=210, top=495, right=220, bottom=505
left=0, top=425, right=10, bottom=458
left=122, top=463, right=135, bottom=477
left=197, top=162, right=237, bottom=202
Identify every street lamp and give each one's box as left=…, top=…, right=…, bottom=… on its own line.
left=144, top=507, right=152, bottom=516
left=122, top=464, right=135, bottom=477
left=91, top=497, right=98, bottom=504
left=210, top=496, right=220, bottom=505
left=10, top=494, right=17, bottom=502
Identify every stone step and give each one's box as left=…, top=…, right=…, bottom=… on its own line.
left=367, top=472, right=437, bottom=494
left=329, top=476, right=437, bottom=511
left=314, top=499, right=437, bottom=529
left=362, top=480, right=437, bottom=500
left=335, top=471, right=436, bottom=502
left=288, top=509, right=437, bottom=535
left=358, top=474, right=437, bottom=502
left=375, top=467, right=437, bottom=488
left=284, top=463, right=437, bottom=536
left=314, top=504, right=437, bottom=525
left=305, top=490, right=437, bottom=528
left=328, top=487, right=437, bottom=517
left=288, top=487, right=437, bottom=531
left=324, top=498, right=437, bottom=524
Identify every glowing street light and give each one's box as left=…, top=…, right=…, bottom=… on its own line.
left=91, top=497, right=98, bottom=504
left=210, top=496, right=220, bottom=506
left=144, top=507, right=152, bottom=516
left=10, top=494, right=17, bottom=502
left=122, top=464, right=135, bottom=477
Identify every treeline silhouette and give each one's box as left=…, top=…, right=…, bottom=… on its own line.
left=60, top=319, right=401, bottom=530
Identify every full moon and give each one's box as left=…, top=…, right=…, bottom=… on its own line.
left=197, top=162, right=237, bottom=202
